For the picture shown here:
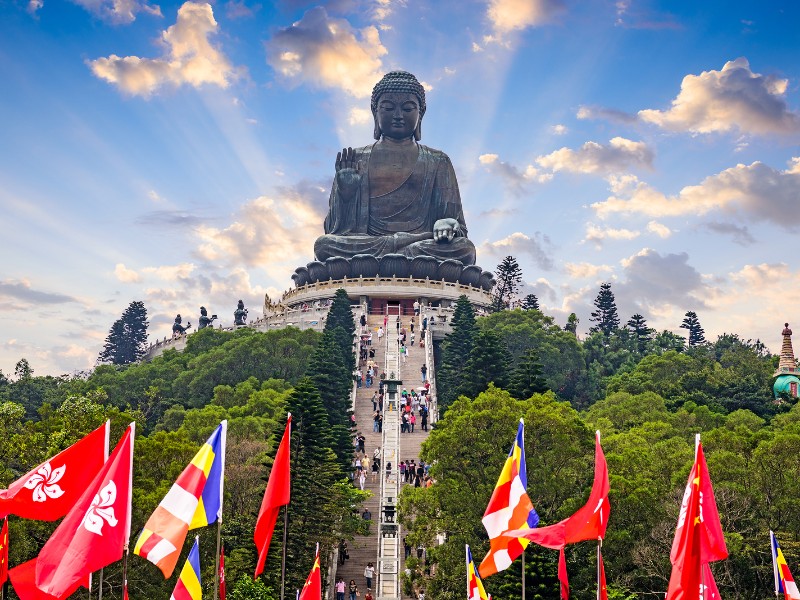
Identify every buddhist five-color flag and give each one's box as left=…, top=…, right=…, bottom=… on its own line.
left=467, top=545, right=489, bottom=600
left=298, top=543, right=321, bottom=600
left=134, top=421, right=227, bottom=578
left=479, top=419, right=539, bottom=578
left=772, top=531, right=800, bottom=600
left=0, top=421, right=109, bottom=521
left=220, top=545, right=227, bottom=600
left=254, top=414, right=292, bottom=578
left=171, top=537, right=202, bottom=600
left=35, top=424, right=135, bottom=598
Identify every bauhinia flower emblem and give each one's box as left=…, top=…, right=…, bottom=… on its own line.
left=23, top=462, right=66, bottom=502
left=82, top=481, right=119, bottom=535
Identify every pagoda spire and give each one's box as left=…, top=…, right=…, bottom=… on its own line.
left=773, top=323, right=800, bottom=399
left=776, top=323, right=798, bottom=375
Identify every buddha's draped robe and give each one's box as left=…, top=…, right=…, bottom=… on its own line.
left=314, top=143, right=476, bottom=265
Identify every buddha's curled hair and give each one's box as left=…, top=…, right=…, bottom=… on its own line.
left=370, top=71, right=426, bottom=118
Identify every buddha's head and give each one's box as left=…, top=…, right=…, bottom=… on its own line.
left=371, top=71, right=426, bottom=141
left=200, top=306, right=208, bottom=316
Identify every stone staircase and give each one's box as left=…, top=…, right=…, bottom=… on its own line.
left=334, top=311, right=434, bottom=600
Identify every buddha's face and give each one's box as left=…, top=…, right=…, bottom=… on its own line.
left=376, top=92, right=420, bottom=140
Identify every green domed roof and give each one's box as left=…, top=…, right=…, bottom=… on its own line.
left=773, top=374, right=800, bottom=397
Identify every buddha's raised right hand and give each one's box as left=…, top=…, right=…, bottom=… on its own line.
left=335, top=147, right=362, bottom=199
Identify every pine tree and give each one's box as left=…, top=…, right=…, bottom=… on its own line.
left=305, top=330, right=353, bottom=468
left=627, top=313, right=654, bottom=354
left=589, top=283, right=620, bottom=336
left=564, top=313, right=579, bottom=336
left=263, top=378, right=357, bottom=594
left=462, top=330, right=512, bottom=398
left=508, top=348, right=549, bottom=398
left=325, top=289, right=356, bottom=372
left=438, top=296, right=478, bottom=409
left=492, top=256, right=523, bottom=312
left=98, top=300, right=149, bottom=365
left=521, top=294, right=540, bottom=311
left=680, top=311, right=706, bottom=346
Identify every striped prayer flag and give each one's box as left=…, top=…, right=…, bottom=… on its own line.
left=134, top=421, right=227, bottom=578
left=467, top=545, right=489, bottom=600
left=171, top=537, right=201, bottom=600
left=772, top=531, right=800, bottom=600
left=479, top=418, right=539, bottom=577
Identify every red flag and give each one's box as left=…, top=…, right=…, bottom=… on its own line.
left=565, top=432, right=610, bottom=543
left=220, top=545, right=227, bottom=600
left=298, top=544, right=321, bottom=600
left=254, top=415, right=292, bottom=578
left=124, top=579, right=129, bottom=600
left=558, top=548, right=569, bottom=600
left=504, top=431, right=611, bottom=547
left=598, top=548, right=608, bottom=600
left=666, top=440, right=727, bottom=600
left=8, top=559, right=88, bottom=600
left=35, top=424, right=135, bottom=597
left=0, top=422, right=108, bottom=521
left=0, top=517, right=8, bottom=585
left=702, top=563, right=720, bottom=600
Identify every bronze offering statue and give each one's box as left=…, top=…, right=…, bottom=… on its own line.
left=233, top=300, right=248, bottom=326
left=198, top=306, right=217, bottom=330
left=172, top=314, right=191, bottom=336
left=314, top=71, right=476, bottom=265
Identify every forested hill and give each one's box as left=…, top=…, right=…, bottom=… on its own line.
left=0, top=296, right=795, bottom=600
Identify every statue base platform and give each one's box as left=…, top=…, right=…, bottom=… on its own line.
left=266, top=274, right=493, bottom=317
left=291, top=254, right=495, bottom=290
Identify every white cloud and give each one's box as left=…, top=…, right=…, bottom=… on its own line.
left=583, top=223, right=640, bottom=246
left=591, top=158, right=800, bottom=229
left=638, top=58, right=800, bottom=135
left=478, top=153, right=552, bottom=194
left=89, top=2, right=239, bottom=96
left=193, top=187, right=326, bottom=280
left=487, top=0, right=565, bottom=34
left=479, top=232, right=554, bottom=270
left=536, top=137, right=653, bottom=174
left=564, top=262, right=612, bottom=279
left=114, top=263, right=141, bottom=283
left=703, top=221, right=755, bottom=246
left=551, top=124, right=568, bottom=135
left=70, top=0, right=162, bottom=24
left=265, top=7, right=387, bottom=98
left=646, top=220, right=672, bottom=238
left=28, top=0, right=44, bottom=14
left=348, top=107, right=372, bottom=125
left=617, top=248, right=708, bottom=311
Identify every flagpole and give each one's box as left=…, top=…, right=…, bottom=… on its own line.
left=97, top=568, right=103, bottom=600
left=122, top=545, right=129, bottom=600
left=770, top=531, right=780, bottom=600
left=521, top=549, right=525, bottom=600
left=281, top=412, right=297, bottom=600
left=597, top=539, right=601, bottom=600
left=214, top=520, right=222, bottom=600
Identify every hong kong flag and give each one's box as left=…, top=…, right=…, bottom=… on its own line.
left=0, top=422, right=109, bottom=521
left=35, top=424, right=135, bottom=597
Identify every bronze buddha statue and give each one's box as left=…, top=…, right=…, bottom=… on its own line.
left=313, top=71, right=476, bottom=265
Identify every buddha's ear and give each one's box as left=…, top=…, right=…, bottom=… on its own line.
left=373, top=113, right=381, bottom=140
left=414, top=119, right=422, bottom=141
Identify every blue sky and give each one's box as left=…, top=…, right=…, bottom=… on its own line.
left=1, top=0, right=799, bottom=376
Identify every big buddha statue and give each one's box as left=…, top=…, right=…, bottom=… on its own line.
left=313, top=71, right=477, bottom=265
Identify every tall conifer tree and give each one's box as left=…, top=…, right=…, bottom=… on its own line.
left=98, top=300, right=149, bottom=365
left=589, top=283, right=620, bottom=336
left=680, top=311, right=706, bottom=346
left=438, top=296, right=478, bottom=409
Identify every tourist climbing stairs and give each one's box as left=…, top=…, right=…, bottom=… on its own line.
left=334, top=309, right=437, bottom=600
